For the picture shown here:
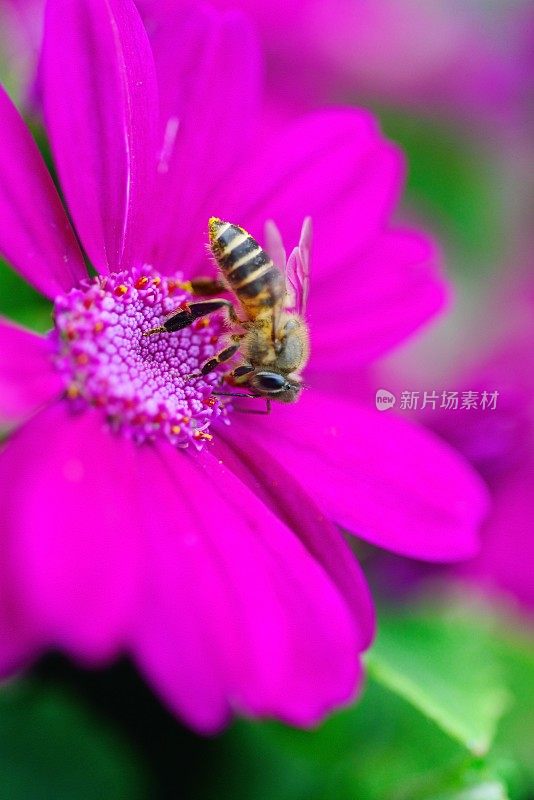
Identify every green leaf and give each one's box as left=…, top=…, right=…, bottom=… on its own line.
left=0, top=679, right=150, bottom=800
left=0, top=258, right=53, bottom=333
left=167, top=599, right=529, bottom=800
left=376, top=108, right=506, bottom=277
left=431, top=782, right=509, bottom=800
left=189, top=676, right=509, bottom=800
left=492, top=623, right=534, bottom=794
left=366, top=608, right=510, bottom=756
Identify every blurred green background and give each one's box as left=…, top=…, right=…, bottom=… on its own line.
left=1, top=597, right=532, bottom=800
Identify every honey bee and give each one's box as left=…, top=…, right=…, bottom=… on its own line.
left=144, top=217, right=311, bottom=407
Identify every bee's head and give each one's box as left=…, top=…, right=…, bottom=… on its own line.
left=251, top=371, right=302, bottom=403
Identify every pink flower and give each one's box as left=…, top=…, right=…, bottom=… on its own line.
left=0, top=0, right=487, bottom=732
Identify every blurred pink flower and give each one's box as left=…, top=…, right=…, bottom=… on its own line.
left=0, top=0, right=487, bottom=732
left=3, top=0, right=531, bottom=130
left=372, top=277, right=534, bottom=611
left=206, top=0, right=530, bottom=128
left=0, top=0, right=44, bottom=106
left=431, top=310, right=534, bottom=610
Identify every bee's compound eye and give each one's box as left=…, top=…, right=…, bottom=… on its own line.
left=254, top=372, right=288, bottom=393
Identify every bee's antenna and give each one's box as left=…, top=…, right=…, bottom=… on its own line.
left=212, top=390, right=260, bottom=399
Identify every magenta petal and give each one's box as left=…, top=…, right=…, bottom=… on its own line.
left=211, top=431, right=374, bottom=649
left=0, top=533, right=39, bottom=679
left=0, top=403, right=142, bottom=662
left=42, top=0, right=159, bottom=273
left=0, top=317, right=62, bottom=424
left=0, top=86, right=86, bottom=298
left=0, top=625, right=37, bottom=680
left=308, top=229, right=447, bottom=371
left=141, top=2, right=261, bottom=272
left=234, top=392, right=489, bottom=562
left=217, top=110, right=403, bottom=277
left=132, top=443, right=361, bottom=733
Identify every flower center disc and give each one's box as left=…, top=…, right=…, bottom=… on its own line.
left=52, top=269, right=227, bottom=447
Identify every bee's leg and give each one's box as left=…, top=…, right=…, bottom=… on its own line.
left=212, top=389, right=271, bottom=415
left=235, top=397, right=271, bottom=415
left=224, top=303, right=249, bottom=326
left=228, top=363, right=255, bottom=385
left=183, top=277, right=227, bottom=296
left=143, top=298, right=237, bottom=336
left=212, top=390, right=258, bottom=399
left=234, top=397, right=271, bottom=415
left=215, top=395, right=271, bottom=414
left=214, top=365, right=272, bottom=415
left=186, top=340, right=242, bottom=378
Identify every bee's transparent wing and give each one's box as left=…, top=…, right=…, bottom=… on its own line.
left=264, top=217, right=312, bottom=339
left=285, top=216, right=312, bottom=315
left=264, top=219, right=287, bottom=337
left=264, top=219, right=287, bottom=275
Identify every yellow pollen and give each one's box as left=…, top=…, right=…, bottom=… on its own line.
left=196, top=318, right=210, bottom=329
left=152, top=276, right=161, bottom=286
left=93, top=321, right=104, bottom=333
left=181, top=415, right=190, bottom=424
left=114, top=284, right=128, bottom=296
left=177, top=280, right=192, bottom=292
left=135, top=276, right=149, bottom=289
left=194, top=430, right=213, bottom=441
left=171, top=424, right=182, bottom=435
left=66, top=384, right=79, bottom=399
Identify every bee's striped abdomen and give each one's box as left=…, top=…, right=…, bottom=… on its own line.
left=209, top=218, right=285, bottom=316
